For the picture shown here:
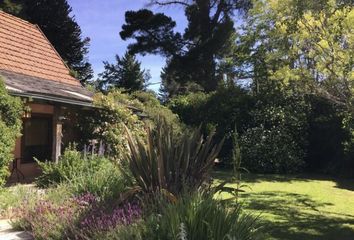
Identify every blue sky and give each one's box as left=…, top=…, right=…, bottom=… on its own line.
left=67, top=0, right=187, bottom=91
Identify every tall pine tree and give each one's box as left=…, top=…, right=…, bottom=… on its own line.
left=0, top=0, right=93, bottom=84
left=97, top=52, right=150, bottom=93
left=120, top=0, right=251, bottom=98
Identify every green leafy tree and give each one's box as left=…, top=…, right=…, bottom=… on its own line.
left=120, top=0, right=251, bottom=97
left=0, top=77, right=23, bottom=187
left=97, top=52, right=150, bottom=93
left=262, top=0, right=354, bottom=107
left=235, top=0, right=354, bottom=174
left=277, top=1, right=354, bottom=173
left=234, top=0, right=353, bottom=104
left=1, top=0, right=93, bottom=84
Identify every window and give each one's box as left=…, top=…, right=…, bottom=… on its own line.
left=22, top=115, right=53, bottom=163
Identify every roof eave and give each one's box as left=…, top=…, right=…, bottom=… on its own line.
left=9, top=91, right=93, bottom=107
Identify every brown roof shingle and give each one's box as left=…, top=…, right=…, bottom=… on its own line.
left=0, top=11, right=80, bottom=86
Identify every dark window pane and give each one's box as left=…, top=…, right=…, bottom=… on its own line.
left=22, top=116, right=52, bottom=163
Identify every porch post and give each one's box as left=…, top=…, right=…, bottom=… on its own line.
left=52, top=105, right=62, bottom=163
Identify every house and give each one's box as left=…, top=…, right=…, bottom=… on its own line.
left=0, top=11, right=93, bottom=180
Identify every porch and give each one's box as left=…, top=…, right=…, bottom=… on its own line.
left=7, top=102, right=90, bottom=183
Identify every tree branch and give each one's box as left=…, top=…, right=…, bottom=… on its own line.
left=212, top=0, right=225, bottom=26
left=148, top=0, right=191, bottom=7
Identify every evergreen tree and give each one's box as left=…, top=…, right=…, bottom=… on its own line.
left=98, top=52, right=150, bottom=93
left=120, top=0, right=251, bottom=98
left=0, top=0, right=93, bottom=84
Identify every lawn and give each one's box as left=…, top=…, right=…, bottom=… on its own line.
left=214, top=171, right=354, bottom=240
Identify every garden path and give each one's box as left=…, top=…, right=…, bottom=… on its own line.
left=0, top=220, right=33, bottom=240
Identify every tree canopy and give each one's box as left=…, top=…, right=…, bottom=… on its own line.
left=166, top=0, right=354, bottom=175
left=120, top=0, right=251, bottom=97
left=97, top=52, right=150, bottom=93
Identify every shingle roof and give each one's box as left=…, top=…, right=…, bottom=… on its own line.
left=1, top=70, right=93, bottom=105
left=0, top=10, right=80, bottom=86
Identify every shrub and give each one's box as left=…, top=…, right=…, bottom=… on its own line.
left=125, top=119, right=224, bottom=197
left=168, top=84, right=255, bottom=164
left=241, top=126, right=305, bottom=173
left=77, top=90, right=184, bottom=161
left=82, top=90, right=146, bottom=161
left=65, top=158, right=128, bottom=200
left=36, top=148, right=129, bottom=200
left=0, top=77, right=23, bottom=186
left=142, top=193, right=262, bottom=240
left=168, top=91, right=211, bottom=127
left=132, top=90, right=183, bottom=133
left=234, top=87, right=309, bottom=174
left=36, top=148, right=87, bottom=187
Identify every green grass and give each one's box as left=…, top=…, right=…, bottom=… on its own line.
left=214, top=171, right=354, bottom=240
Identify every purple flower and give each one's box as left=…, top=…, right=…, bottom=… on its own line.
left=79, top=202, right=142, bottom=232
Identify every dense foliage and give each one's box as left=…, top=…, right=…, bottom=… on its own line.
left=131, top=91, right=183, bottom=132
left=168, top=80, right=353, bottom=174
left=241, top=126, right=305, bottom=173
left=89, top=91, right=145, bottom=161
left=0, top=77, right=23, bottom=187
left=169, top=83, right=254, bottom=163
left=305, top=96, right=349, bottom=173
left=167, top=0, right=354, bottom=175
left=75, top=89, right=182, bottom=161
left=233, top=0, right=354, bottom=174
left=36, top=148, right=128, bottom=200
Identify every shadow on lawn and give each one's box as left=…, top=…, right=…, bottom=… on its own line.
left=334, top=178, right=354, bottom=192
left=240, top=191, right=354, bottom=240
left=213, top=170, right=299, bottom=182
left=213, top=170, right=320, bottom=183
left=214, top=170, right=354, bottom=191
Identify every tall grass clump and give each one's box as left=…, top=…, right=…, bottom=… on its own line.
left=125, top=118, right=224, bottom=197
left=142, top=192, right=261, bottom=240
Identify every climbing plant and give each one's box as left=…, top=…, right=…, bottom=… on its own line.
left=0, top=77, right=23, bottom=187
